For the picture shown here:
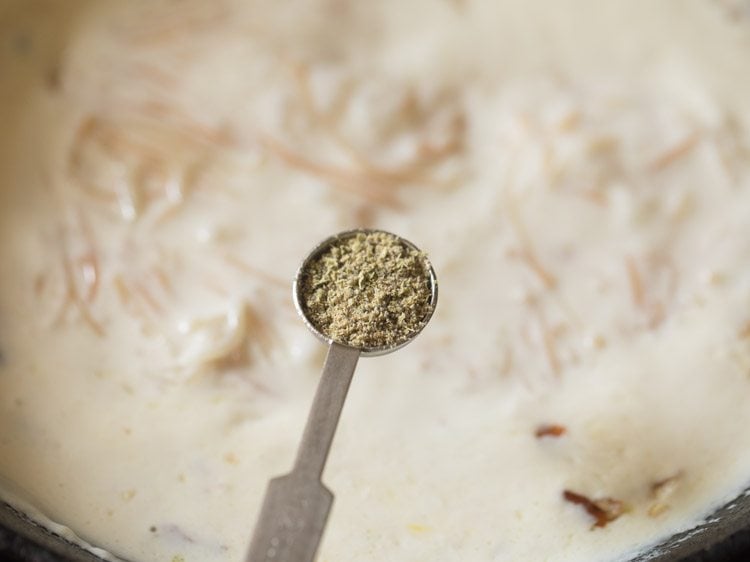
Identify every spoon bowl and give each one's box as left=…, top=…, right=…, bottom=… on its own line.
left=292, top=228, right=439, bottom=357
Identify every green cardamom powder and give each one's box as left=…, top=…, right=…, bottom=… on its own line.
left=299, top=231, right=433, bottom=349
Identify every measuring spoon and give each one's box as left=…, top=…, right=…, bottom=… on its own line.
left=245, top=229, right=438, bottom=562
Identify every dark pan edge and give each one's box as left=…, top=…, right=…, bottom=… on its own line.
left=633, top=487, right=750, bottom=561
left=0, top=502, right=118, bottom=562
left=4, top=489, right=750, bottom=562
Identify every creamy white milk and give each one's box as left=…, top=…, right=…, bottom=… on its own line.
left=1, top=1, right=750, bottom=561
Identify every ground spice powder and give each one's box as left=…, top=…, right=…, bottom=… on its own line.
left=299, top=231, right=433, bottom=349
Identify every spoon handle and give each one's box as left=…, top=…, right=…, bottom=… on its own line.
left=246, top=343, right=360, bottom=562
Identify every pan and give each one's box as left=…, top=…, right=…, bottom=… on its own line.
left=3, top=491, right=750, bottom=562
left=1, top=1, right=749, bottom=562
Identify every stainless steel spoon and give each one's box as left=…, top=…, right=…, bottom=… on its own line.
left=245, top=229, right=438, bottom=562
